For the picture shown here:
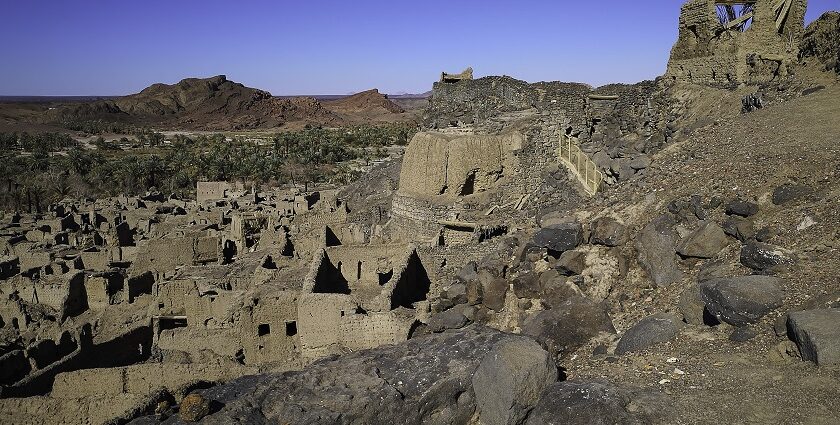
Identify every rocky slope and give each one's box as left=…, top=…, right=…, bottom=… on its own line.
left=800, top=12, right=840, bottom=74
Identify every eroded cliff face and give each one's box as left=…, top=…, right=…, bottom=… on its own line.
left=397, top=131, right=524, bottom=201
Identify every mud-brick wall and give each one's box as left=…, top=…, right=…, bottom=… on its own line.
left=297, top=293, right=358, bottom=359
left=337, top=312, right=413, bottom=351
left=240, top=291, right=300, bottom=365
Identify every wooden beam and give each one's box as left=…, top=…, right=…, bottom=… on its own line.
left=724, top=11, right=754, bottom=29
left=437, top=220, right=477, bottom=229
left=775, top=0, right=793, bottom=32
left=715, top=1, right=756, bottom=5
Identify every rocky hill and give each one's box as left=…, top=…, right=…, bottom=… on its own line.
left=49, top=75, right=341, bottom=130
left=325, top=88, right=405, bottom=114
left=35, top=77, right=419, bottom=131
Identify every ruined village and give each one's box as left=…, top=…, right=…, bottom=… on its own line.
left=1, top=0, right=840, bottom=424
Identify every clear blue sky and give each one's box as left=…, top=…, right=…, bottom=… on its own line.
left=0, top=0, right=835, bottom=96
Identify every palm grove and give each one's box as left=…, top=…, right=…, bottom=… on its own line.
left=0, top=122, right=416, bottom=213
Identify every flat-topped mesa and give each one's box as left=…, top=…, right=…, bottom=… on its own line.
left=666, top=0, right=808, bottom=86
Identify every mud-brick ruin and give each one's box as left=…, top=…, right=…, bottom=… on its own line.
left=667, top=0, right=807, bottom=85
left=2, top=0, right=840, bottom=422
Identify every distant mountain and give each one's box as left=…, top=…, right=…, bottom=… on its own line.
left=387, top=91, right=432, bottom=99
left=47, top=75, right=341, bottom=130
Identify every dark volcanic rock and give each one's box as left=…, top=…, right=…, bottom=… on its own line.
left=522, top=297, right=615, bottom=359
left=636, top=215, right=683, bottom=287
left=147, top=326, right=529, bottom=425
left=589, top=217, right=627, bottom=247
left=482, top=278, right=509, bottom=311
left=699, top=276, right=784, bottom=326
left=473, top=338, right=557, bottom=425
left=525, top=380, right=664, bottom=425
left=740, top=240, right=796, bottom=272
left=428, top=307, right=469, bottom=333
left=512, top=271, right=542, bottom=299
left=531, top=223, right=583, bottom=254
left=677, top=221, right=729, bottom=259
left=771, top=183, right=813, bottom=205
left=615, top=313, right=685, bottom=355
left=556, top=250, right=586, bottom=276
left=722, top=216, right=755, bottom=242
left=787, top=309, right=840, bottom=366
left=725, top=198, right=759, bottom=217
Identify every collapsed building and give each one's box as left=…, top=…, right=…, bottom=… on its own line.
left=666, top=0, right=807, bottom=85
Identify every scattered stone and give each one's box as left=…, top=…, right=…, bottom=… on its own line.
left=725, top=199, right=759, bottom=217
left=699, top=276, right=784, bottom=326
left=512, top=271, right=541, bottom=299
left=629, top=155, right=651, bottom=170
left=456, top=261, right=478, bottom=282
left=772, top=183, right=812, bottom=205
left=615, top=313, right=684, bottom=355
left=729, top=326, right=758, bottom=343
left=677, top=221, right=729, bottom=259
left=740, top=240, right=796, bottom=272
left=754, top=226, right=774, bottom=242
left=678, top=284, right=706, bottom=325
left=442, top=283, right=467, bottom=305
left=589, top=217, right=627, bottom=247
left=636, top=215, right=683, bottom=287
left=556, top=250, right=586, bottom=276
left=473, top=338, right=557, bottom=425
left=531, top=222, right=583, bottom=254
left=522, top=296, right=615, bottom=359
left=538, top=270, right=582, bottom=308
left=482, top=278, right=509, bottom=311
left=787, top=309, right=840, bottom=366
left=179, top=393, right=211, bottom=422
left=427, top=307, right=469, bottom=333
left=722, top=216, right=755, bottom=242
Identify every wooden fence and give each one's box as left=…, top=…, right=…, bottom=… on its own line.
left=557, top=134, right=603, bottom=195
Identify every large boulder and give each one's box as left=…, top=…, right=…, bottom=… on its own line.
left=522, top=297, right=615, bottom=359
left=526, top=381, right=662, bottom=425
left=531, top=223, right=583, bottom=254
left=677, top=221, right=729, bottom=259
left=615, top=313, right=685, bottom=355
left=636, top=215, right=683, bottom=287
left=699, top=276, right=785, bottom=326
left=740, top=240, right=796, bottom=272
left=146, top=326, right=529, bottom=425
left=787, top=309, right=840, bottom=366
left=473, top=338, right=557, bottom=425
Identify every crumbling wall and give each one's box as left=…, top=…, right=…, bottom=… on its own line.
left=337, top=312, right=414, bottom=351
left=665, top=0, right=807, bottom=85
left=296, top=293, right=358, bottom=359
left=240, top=291, right=300, bottom=365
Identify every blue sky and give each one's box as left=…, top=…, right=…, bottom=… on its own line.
left=0, top=0, right=835, bottom=96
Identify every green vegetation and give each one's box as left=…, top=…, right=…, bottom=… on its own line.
left=0, top=122, right=416, bottom=212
